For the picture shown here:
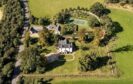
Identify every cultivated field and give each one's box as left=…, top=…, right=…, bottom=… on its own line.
left=29, top=0, right=104, bottom=17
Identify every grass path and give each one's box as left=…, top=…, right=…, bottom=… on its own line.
left=0, top=8, right=3, bottom=20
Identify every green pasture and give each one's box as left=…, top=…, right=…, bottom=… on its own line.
left=29, top=0, right=104, bottom=17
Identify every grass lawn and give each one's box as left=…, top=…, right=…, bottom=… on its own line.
left=45, top=51, right=81, bottom=74
left=52, top=79, right=133, bottom=84
left=29, top=0, right=104, bottom=17
left=109, top=9, right=133, bottom=80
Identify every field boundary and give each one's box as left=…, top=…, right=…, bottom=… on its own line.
left=105, top=3, right=133, bottom=13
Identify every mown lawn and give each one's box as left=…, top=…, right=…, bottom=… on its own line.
left=110, top=9, right=133, bottom=79
left=45, top=50, right=81, bottom=74
left=28, top=0, right=104, bottom=17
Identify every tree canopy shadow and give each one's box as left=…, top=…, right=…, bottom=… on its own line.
left=111, top=45, right=133, bottom=53
left=100, top=21, right=123, bottom=47
left=45, top=56, right=66, bottom=72
left=113, top=22, right=124, bottom=34
left=92, top=56, right=112, bottom=70
left=104, top=8, right=111, bottom=15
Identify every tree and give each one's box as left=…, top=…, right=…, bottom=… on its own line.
left=88, top=16, right=100, bottom=27
left=2, top=62, right=14, bottom=77
left=24, top=32, right=30, bottom=47
left=56, top=11, right=71, bottom=24
left=90, top=2, right=107, bottom=16
left=38, top=28, right=50, bottom=46
left=62, top=24, right=75, bottom=35
left=78, top=53, right=97, bottom=72
left=19, top=46, right=47, bottom=73
left=38, top=17, right=51, bottom=26
left=78, top=28, right=87, bottom=42
left=84, top=32, right=94, bottom=43
left=0, top=0, right=24, bottom=83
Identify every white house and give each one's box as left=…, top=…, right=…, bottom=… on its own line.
left=58, top=39, right=73, bottom=54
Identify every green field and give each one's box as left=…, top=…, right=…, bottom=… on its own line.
left=110, top=9, right=133, bottom=79
left=53, top=79, right=133, bottom=84
left=29, top=0, right=104, bottom=17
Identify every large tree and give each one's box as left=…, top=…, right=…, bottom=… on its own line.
left=90, top=2, right=107, bottom=16
left=78, top=53, right=97, bottom=72
left=19, top=46, right=47, bottom=73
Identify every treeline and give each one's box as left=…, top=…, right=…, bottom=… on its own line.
left=30, top=15, right=51, bottom=26
left=105, top=0, right=133, bottom=4
left=0, top=0, right=24, bottom=83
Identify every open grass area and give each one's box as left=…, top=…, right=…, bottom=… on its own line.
left=45, top=51, right=80, bottom=74
left=109, top=9, right=133, bottom=80
left=29, top=0, right=104, bottom=17
left=52, top=78, right=133, bottom=84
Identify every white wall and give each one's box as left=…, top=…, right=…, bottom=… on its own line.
left=59, top=48, right=73, bottom=53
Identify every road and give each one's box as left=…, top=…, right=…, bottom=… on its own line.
left=11, top=0, right=30, bottom=84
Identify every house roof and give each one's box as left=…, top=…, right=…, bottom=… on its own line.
left=31, top=25, right=43, bottom=32
left=46, top=24, right=60, bottom=31
left=30, top=25, right=44, bottom=34
left=58, top=39, right=73, bottom=48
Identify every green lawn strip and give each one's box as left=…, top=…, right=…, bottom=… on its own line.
left=52, top=79, right=133, bottom=84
